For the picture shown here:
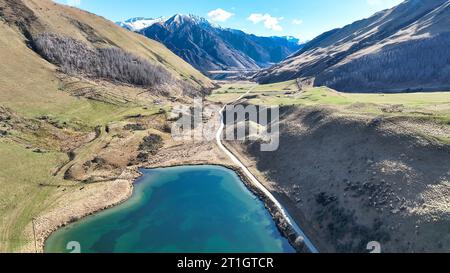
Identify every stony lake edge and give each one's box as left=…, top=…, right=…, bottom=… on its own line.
left=38, top=163, right=310, bottom=253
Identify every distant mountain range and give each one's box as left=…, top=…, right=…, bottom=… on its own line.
left=117, top=17, right=166, bottom=32
left=256, top=0, right=450, bottom=93
left=117, top=15, right=303, bottom=72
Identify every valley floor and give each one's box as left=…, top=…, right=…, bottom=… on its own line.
left=1, top=78, right=449, bottom=253
left=210, top=81, right=450, bottom=252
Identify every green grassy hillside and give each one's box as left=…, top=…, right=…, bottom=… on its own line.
left=0, top=0, right=212, bottom=252
left=208, top=81, right=450, bottom=144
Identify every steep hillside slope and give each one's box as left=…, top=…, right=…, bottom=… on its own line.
left=256, top=0, right=450, bottom=93
left=0, top=0, right=213, bottom=95
left=131, top=14, right=302, bottom=72
left=0, top=0, right=212, bottom=252
left=226, top=105, right=450, bottom=252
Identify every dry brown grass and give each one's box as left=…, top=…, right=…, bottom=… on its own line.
left=0, top=0, right=213, bottom=252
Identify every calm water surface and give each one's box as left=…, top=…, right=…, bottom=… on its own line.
left=45, top=165, right=294, bottom=253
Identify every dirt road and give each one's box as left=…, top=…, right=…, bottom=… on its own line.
left=215, top=86, right=319, bottom=253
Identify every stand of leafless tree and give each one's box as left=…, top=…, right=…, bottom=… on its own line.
left=33, top=33, right=173, bottom=88
left=315, top=32, right=450, bottom=92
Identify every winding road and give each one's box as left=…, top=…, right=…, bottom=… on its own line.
left=215, top=86, right=319, bottom=253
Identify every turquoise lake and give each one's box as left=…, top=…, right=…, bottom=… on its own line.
left=45, top=165, right=295, bottom=253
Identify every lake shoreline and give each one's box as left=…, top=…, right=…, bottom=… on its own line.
left=32, top=167, right=141, bottom=253
left=225, top=165, right=311, bottom=253
left=37, top=163, right=309, bottom=253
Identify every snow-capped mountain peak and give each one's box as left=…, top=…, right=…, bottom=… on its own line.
left=165, top=14, right=214, bottom=27
left=116, top=17, right=166, bottom=31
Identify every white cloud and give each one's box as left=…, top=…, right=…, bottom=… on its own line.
left=292, top=19, right=303, bottom=25
left=66, top=0, right=81, bottom=6
left=207, top=8, right=234, bottom=22
left=247, top=13, right=283, bottom=31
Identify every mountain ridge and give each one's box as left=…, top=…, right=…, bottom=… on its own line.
left=117, top=17, right=166, bottom=31
left=255, top=0, right=450, bottom=93
left=117, top=14, right=303, bottom=72
left=0, top=0, right=214, bottom=114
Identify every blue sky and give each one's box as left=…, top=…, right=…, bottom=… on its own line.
left=58, top=0, right=403, bottom=41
